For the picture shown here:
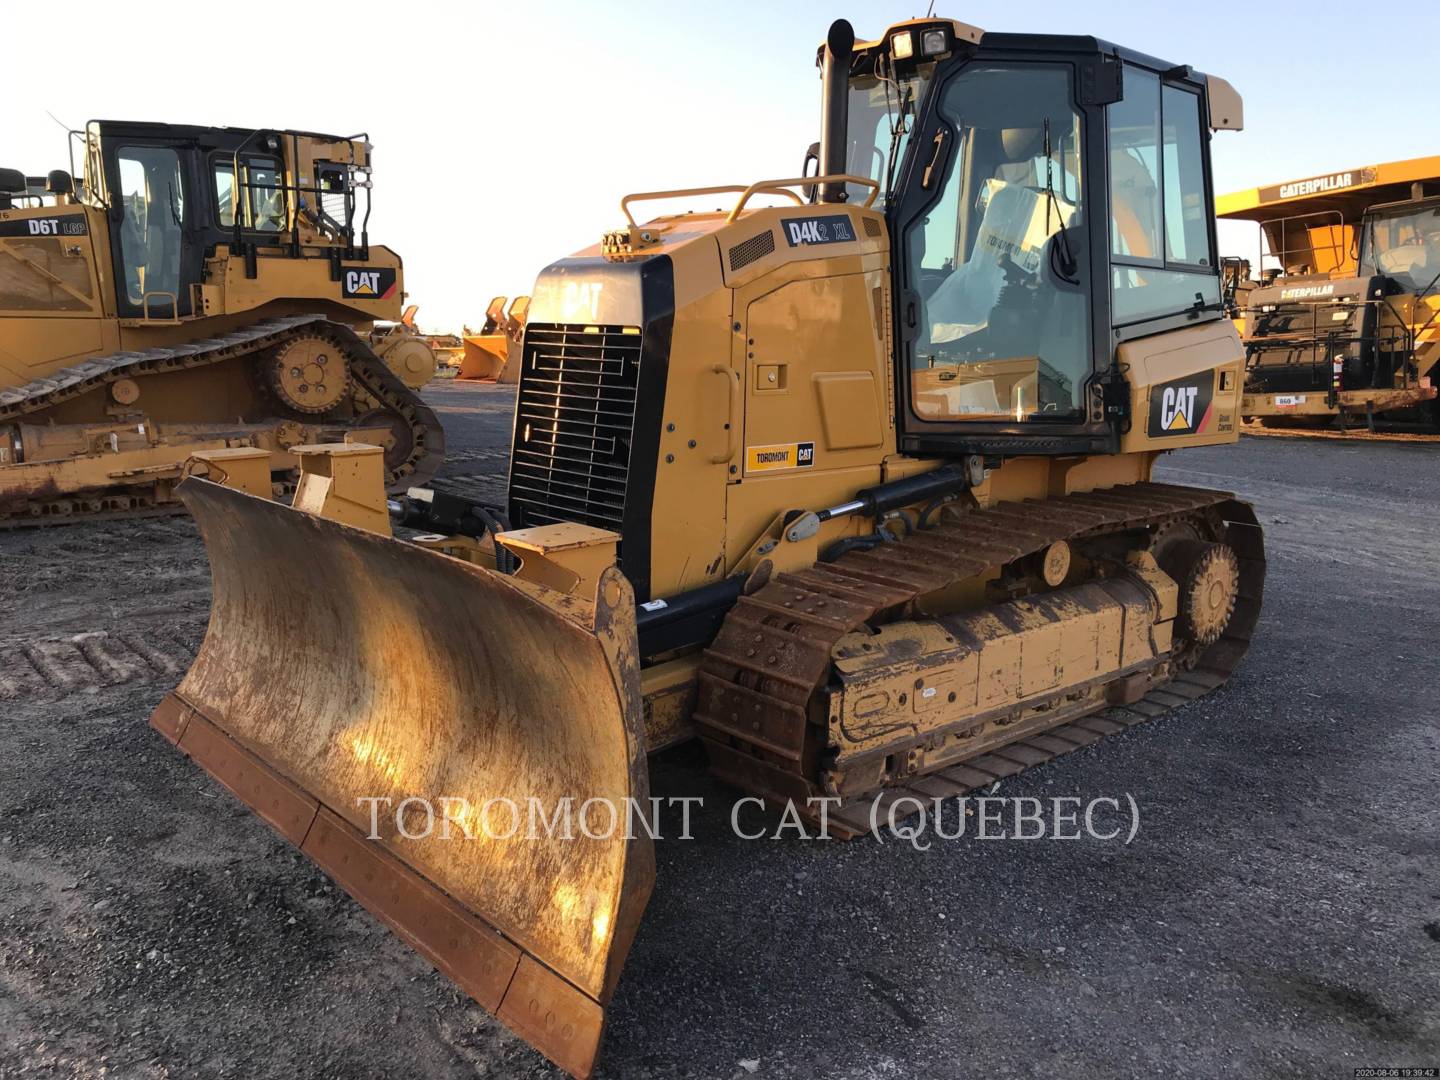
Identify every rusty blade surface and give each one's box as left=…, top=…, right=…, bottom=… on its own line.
left=160, top=477, right=653, bottom=1075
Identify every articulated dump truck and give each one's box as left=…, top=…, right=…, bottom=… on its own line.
left=1217, top=157, right=1440, bottom=429
left=150, top=17, right=1264, bottom=1077
left=0, top=121, right=441, bottom=524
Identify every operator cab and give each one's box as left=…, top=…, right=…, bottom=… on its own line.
left=1358, top=196, right=1440, bottom=297
left=79, top=121, right=374, bottom=319
left=821, top=19, right=1236, bottom=455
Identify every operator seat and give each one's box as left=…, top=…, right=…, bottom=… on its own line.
left=924, top=126, right=1073, bottom=338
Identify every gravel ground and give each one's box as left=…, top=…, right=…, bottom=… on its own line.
left=1, top=379, right=1436, bottom=1079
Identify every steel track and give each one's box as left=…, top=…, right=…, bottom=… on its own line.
left=695, top=481, right=1265, bottom=838
left=0, top=315, right=444, bottom=525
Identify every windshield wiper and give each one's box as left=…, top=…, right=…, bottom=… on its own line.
left=1043, top=118, right=1079, bottom=283
left=883, top=83, right=914, bottom=202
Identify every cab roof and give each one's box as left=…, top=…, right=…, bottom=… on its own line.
left=89, top=119, right=361, bottom=147
left=835, top=20, right=1239, bottom=129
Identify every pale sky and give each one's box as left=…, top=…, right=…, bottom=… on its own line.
left=8, top=0, right=1434, bottom=332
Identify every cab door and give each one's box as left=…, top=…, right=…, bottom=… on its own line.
left=890, top=57, right=1108, bottom=457
left=103, top=141, right=199, bottom=319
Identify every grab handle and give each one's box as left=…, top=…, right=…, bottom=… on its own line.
left=710, top=364, right=740, bottom=464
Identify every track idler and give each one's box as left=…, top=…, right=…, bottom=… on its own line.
left=1157, top=539, right=1240, bottom=646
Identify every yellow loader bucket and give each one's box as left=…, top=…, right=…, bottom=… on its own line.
left=457, top=334, right=511, bottom=381
left=150, top=479, right=653, bottom=1078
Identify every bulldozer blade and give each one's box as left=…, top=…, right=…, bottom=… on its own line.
left=150, top=478, right=653, bottom=1079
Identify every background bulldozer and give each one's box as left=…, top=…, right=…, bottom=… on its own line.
left=151, top=17, right=1263, bottom=1078
left=0, top=121, right=443, bottom=524
left=1217, top=157, right=1440, bottom=429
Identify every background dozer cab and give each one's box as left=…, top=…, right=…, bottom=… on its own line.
left=151, top=17, right=1263, bottom=1078
left=1217, top=157, right=1440, bottom=428
left=0, top=121, right=443, bottom=524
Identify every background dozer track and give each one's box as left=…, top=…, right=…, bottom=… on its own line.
left=0, top=316, right=444, bottom=523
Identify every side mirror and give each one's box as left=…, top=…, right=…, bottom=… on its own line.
left=802, top=141, right=820, bottom=203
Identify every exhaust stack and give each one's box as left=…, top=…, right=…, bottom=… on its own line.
left=818, top=18, right=855, bottom=203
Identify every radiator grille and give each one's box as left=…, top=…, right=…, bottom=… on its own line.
left=1247, top=297, right=1374, bottom=391
left=510, top=323, right=642, bottom=530
left=863, top=216, right=883, bottom=239
left=728, top=230, right=775, bottom=271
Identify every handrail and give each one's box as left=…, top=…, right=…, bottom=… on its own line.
left=727, top=174, right=879, bottom=223
left=140, top=290, right=179, bottom=322
left=709, top=364, right=740, bottom=465
left=617, top=174, right=881, bottom=228
left=620, top=186, right=759, bottom=228
left=1256, top=209, right=1347, bottom=277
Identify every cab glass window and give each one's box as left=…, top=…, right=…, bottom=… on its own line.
left=212, top=155, right=284, bottom=232
left=1162, top=86, right=1210, bottom=265
left=904, top=63, right=1090, bottom=423
left=845, top=62, right=935, bottom=207
left=1109, top=70, right=1219, bottom=324
left=245, top=157, right=284, bottom=231
left=214, top=161, right=236, bottom=227
left=1359, top=203, right=1440, bottom=294
left=117, top=146, right=184, bottom=312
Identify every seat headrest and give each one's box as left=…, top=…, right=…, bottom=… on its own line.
left=999, top=127, right=1044, bottom=163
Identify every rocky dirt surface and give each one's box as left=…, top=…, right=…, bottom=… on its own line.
left=1, top=379, right=1436, bottom=1079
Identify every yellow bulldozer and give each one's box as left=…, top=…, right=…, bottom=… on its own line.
left=0, top=120, right=443, bottom=523
left=149, top=18, right=1264, bottom=1078
left=1217, top=156, right=1440, bottom=429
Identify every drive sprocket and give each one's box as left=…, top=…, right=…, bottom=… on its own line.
left=267, top=335, right=351, bottom=414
